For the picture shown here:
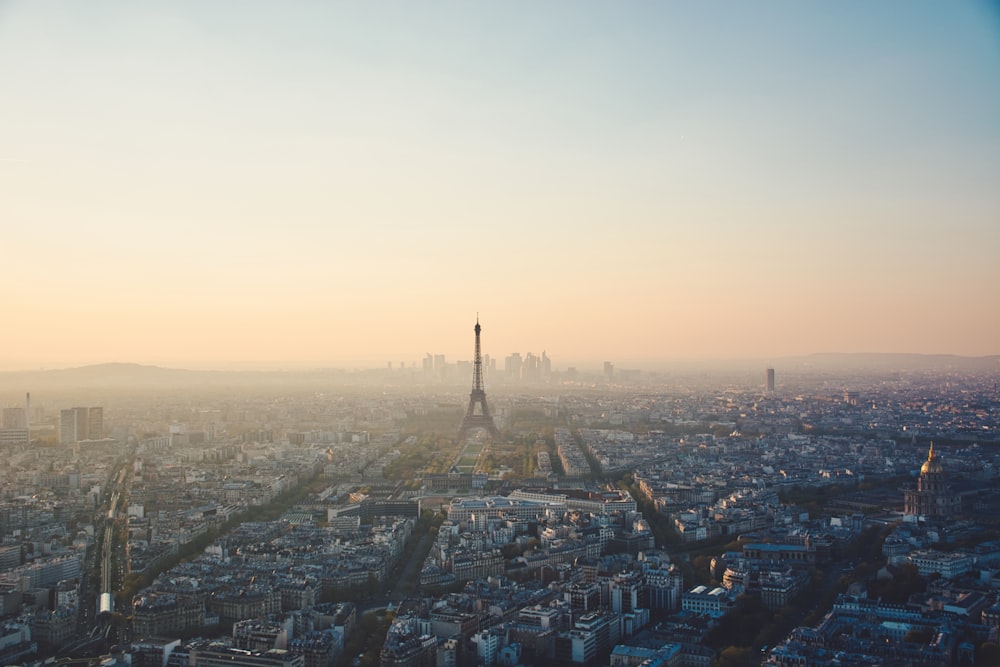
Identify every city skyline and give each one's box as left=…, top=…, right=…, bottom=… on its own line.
left=2, top=2, right=998, bottom=370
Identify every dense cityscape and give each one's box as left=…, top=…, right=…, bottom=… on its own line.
left=4, top=1, right=998, bottom=666
left=1, top=339, right=998, bottom=667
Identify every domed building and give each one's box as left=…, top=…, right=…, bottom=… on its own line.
left=904, top=443, right=960, bottom=519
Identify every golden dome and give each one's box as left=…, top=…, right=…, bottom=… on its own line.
left=921, top=442, right=943, bottom=475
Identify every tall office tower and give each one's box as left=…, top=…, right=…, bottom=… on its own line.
left=0, top=407, right=29, bottom=446
left=541, top=351, right=552, bottom=378
left=2, top=407, right=26, bottom=429
left=458, top=317, right=500, bottom=440
left=60, top=406, right=103, bottom=443
left=766, top=368, right=775, bottom=393
left=60, top=409, right=82, bottom=444
left=604, top=361, right=615, bottom=380
left=88, top=407, right=103, bottom=439
left=505, top=352, right=522, bottom=380
left=522, top=352, right=540, bottom=382
left=434, top=354, right=447, bottom=381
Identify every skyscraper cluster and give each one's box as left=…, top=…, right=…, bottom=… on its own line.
left=420, top=350, right=552, bottom=384
left=504, top=351, right=551, bottom=382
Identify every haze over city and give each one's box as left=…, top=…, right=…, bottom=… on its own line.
left=1, top=2, right=998, bottom=371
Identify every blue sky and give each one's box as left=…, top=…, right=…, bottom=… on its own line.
left=1, top=2, right=998, bottom=368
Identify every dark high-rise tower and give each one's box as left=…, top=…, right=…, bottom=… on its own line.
left=458, top=317, right=500, bottom=440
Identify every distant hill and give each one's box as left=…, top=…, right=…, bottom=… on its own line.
left=32, top=362, right=192, bottom=382
left=0, top=362, right=350, bottom=392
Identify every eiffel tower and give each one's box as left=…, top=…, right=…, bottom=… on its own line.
left=458, top=316, right=500, bottom=440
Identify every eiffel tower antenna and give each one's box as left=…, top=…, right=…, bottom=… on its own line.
left=458, top=316, right=499, bottom=440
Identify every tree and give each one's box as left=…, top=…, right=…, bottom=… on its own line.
left=691, top=555, right=715, bottom=586
left=904, top=628, right=934, bottom=644
left=713, top=646, right=754, bottom=667
left=869, top=563, right=926, bottom=603
left=706, top=594, right=773, bottom=649
left=975, top=642, right=1000, bottom=667
left=501, top=543, right=522, bottom=560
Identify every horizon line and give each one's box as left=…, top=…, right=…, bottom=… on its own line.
left=0, top=351, right=998, bottom=374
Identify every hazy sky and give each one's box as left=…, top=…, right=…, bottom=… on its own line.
left=2, top=2, right=998, bottom=370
